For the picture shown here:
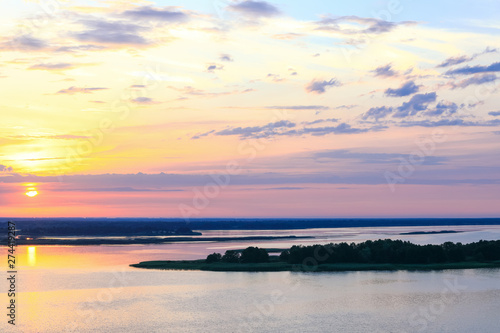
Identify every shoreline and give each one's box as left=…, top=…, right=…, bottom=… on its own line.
left=130, top=259, right=500, bottom=272
left=7, top=235, right=310, bottom=246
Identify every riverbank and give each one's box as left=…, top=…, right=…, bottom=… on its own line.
left=130, top=259, right=500, bottom=272
left=11, top=235, right=309, bottom=246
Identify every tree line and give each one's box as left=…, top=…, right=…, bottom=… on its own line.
left=206, top=239, right=500, bottom=265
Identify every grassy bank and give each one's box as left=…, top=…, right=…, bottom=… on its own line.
left=130, top=259, right=500, bottom=272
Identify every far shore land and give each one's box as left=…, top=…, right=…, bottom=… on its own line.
left=11, top=235, right=310, bottom=246
left=4, top=218, right=500, bottom=246
left=131, top=239, right=500, bottom=273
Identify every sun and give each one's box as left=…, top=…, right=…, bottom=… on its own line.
left=25, top=189, right=38, bottom=197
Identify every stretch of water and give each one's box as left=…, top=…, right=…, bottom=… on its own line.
left=2, top=225, right=499, bottom=332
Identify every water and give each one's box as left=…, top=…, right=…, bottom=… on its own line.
left=2, top=226, right=500, bottom=332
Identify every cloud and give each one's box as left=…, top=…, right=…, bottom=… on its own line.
left=392, top=92, right=437, bottom=118
left=29, top=63, right=75, bottom=71
left=437, top=55, right=471, bottom=68
left=0, top=165, right=13, bottom=172
left=74, top=19, right=150, bottom=45
left=398, top=119, right=500, bottom=128
left=55, top=86, right=108, bottom=95
left=334, top=104, right=357, bottom=110
left=3, top=170, right=499, bottom=189
left=265, top=105, right=330, bottom=111
left=362, top=93, right=438, bottom=119
left=424, top=101, right=458, bottom=116
left=191, top=130, right=215, bottom=140
left=214, top=120, right=296, bottom=138
left=0, top=35, right=47, bottom=51
left=437, top=47, right=497, bottom=68
left=445, top=62, right=500, bottom=75
left=219, top=54, right=233, bottom=62
left=489, top=111, right=500, bottom=116
left=266, top=73, right=285, bottom=82
left=207, top=64, right=224, bottom=72
left=58, top=187, right=184, bottom=192
left=121, top=6, right=189, bottom=23
left=55, top=44, right=106, bottom=53
left=362, top=106, right=394, bottom=120
left=316, top=16, right=415, bottom=36
left=449, top=74, right=497, bottom=89
left=131, top=97, right=160, bottom=104
left=385, top=81, right=419, bottom=97
left=194, top=120, right=376, bottom=139
left=372, top=64, right=398, bottom=77
left=228, top=1, right=281, bottom=18
left=305, top=78, right=341, bottom=94
left=302, top=118, right=338, bottom=125
left=314, top=149, right=446, bottom=165
left=295, top=123, right=375, bottom=136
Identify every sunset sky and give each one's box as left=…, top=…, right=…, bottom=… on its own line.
left=1, top=0, right=499, bottom=217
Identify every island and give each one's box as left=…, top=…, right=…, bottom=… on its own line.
left=399, top=230, right=462, bottom=235
left=131, top=239, right=500, bottom=272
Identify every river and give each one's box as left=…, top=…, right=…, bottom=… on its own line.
left=2, top=225, right=500, bottom=332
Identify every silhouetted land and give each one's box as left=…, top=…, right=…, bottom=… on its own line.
left=131, top=239, right=500, bottom=272
left=399, top=230, right=460, bottom=235
left=2, top=218, right=498, bottom=245
left=13, top=235, right=309, bottom=246
left=5, top=217, right=500, bottom=234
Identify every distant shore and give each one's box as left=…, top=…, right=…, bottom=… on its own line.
left=399, top=230, right=461, bottom=235
left=130, top=259, right=500, bottom=272
left=10, top=235, right=310, bottom=246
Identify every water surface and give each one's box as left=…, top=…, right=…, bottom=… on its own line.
left=2, top=226, right=499, bottom=332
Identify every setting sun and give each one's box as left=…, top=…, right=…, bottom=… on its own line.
left=25, top=190, right=38, bottom=198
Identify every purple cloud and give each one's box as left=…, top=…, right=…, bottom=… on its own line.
left=385, top=81, right=419, bottom=97
left=305, top=78, right=341, bottom=94
left=122, top=6, right=189, bottom=22
left=372, top=64, right=398, bottom=77
left=229, top=1, right=281, bottom=18
left=445, top=62, right=500, bottom=75
left=392, top=92, right=437, bottom=118
left=131, top=97, right=159, bottom=104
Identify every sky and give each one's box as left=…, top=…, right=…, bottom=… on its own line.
left=1, top=0, right=500, bottom=218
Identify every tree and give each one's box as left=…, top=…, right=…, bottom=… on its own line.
left=206, top=252, right=222, bottom=263
left=241, top=247, right=269, bottom=263
left=222, top=250, right=240, bottom=263
left=279, top=250, right=290, bottom=262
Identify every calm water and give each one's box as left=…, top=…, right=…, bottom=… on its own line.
left=2, top=226, right=500, bottom=332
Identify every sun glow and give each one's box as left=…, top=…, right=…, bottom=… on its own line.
left=25, top=187, right=39, bottom=197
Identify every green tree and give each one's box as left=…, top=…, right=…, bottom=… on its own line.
left=241, top=247, right=269, bottom=263
left=206, top=252, right=222, bottom=263
left=222, top=250, right=240, bottom=263
left=279, top=250, right=290, bottom=262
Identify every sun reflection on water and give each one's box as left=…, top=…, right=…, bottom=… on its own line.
left=27, top=246, right=37, bottom=266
